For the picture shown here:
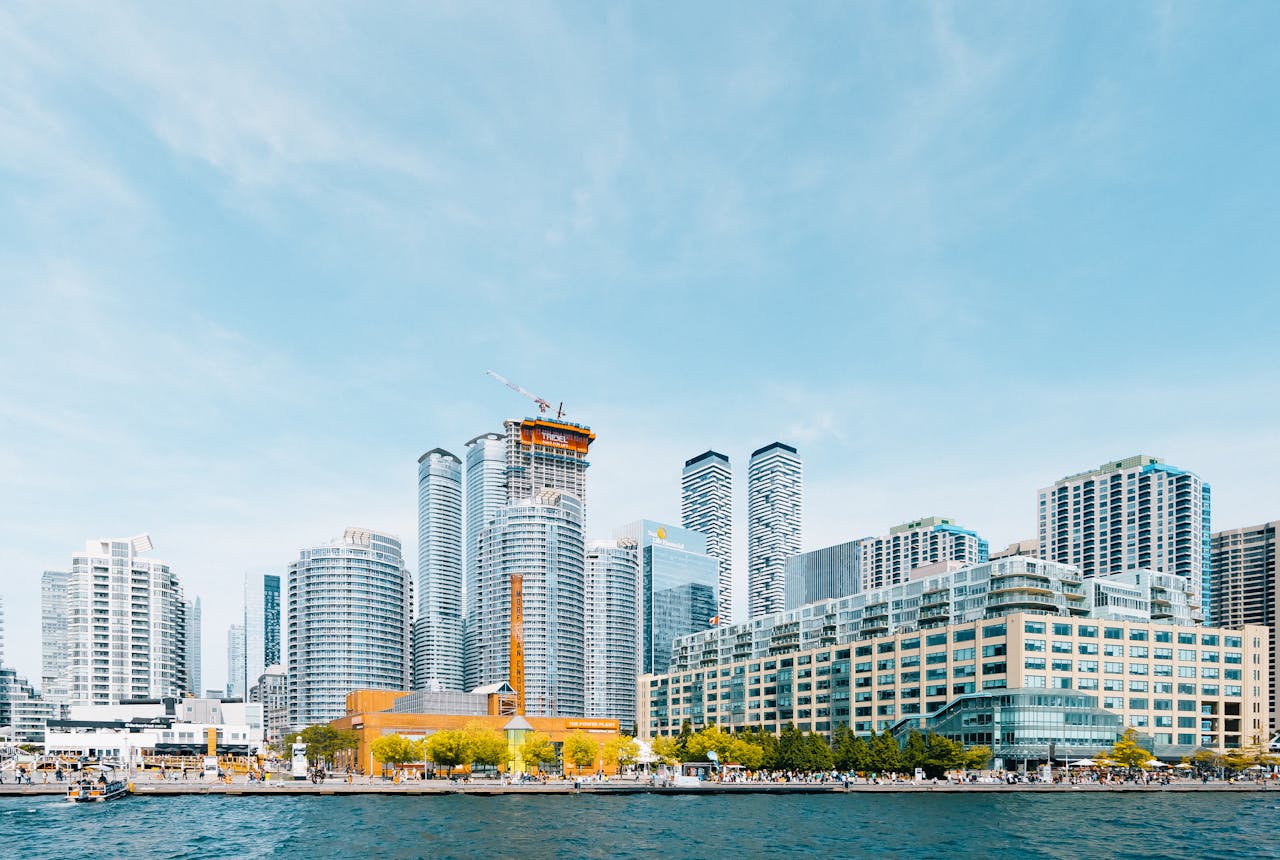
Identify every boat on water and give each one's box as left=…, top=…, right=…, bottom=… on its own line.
left=67, top=767, right=129, bottom=802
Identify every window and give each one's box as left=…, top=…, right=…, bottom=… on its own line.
left=1077, top=678, right=1099, bottom=690
left=954, top=628, right=976, bottom=642
left=1129, top=680, right=1148, bottom=692
left=1026, top=675, right=1046, bottom=688
left=1078, top=660, right=1098, bottom=673
left=1025, top=621, right=1046, bottom=634
left=1105, top=628, right=1123, bottom=640
left=1129, top=629, right=1148, bottom=642
left=1025, top=657, right=1047, bottom=670
left=953, top=648, right=975, bottom=662
left=1026, top=639, right=1046, bottom=652
left=900, top=637, right=920, bottom=650
left=1129, top=646, right=1148, bottom=658
left=1078, top=643, right=1099, bottom=655
left=982, top=643, right=1006, bottom=658
left=1053, top=623, right=1073, bottom=636
left=1129, top=664, right=1148, bottom=676
left=983, top=623, right=1006, bottom=638
left=1104, top=662, right=1124, bottom=674
left=1078, top=625, right=1098, bottom=638
left=1201, top=634, right=1219, bottom=647
left=1052, top=641, right=1073, bottom=654
left=926, top=633, right=947, bottom=647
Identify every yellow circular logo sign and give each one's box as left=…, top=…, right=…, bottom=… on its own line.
left=656, top=527, right=668, bottom=540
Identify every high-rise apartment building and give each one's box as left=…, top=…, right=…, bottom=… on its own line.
left=616, top=520, right=719, bottom=675
left=63, top=535, right=188, bottom=705
left=681, top=451, right=733, bottom=624
left=186, top=596, right=202, bottom=697
left=584, top=539, right=639, bottom=732
left=463, top=432, right=506, bottom=692
left=990, top=539, right=1040, bottom=561
left=747, top=442, right=802, bottom=618
left=502, top=417, right=595, bottom=503
left=784, top=540, right=860, bottom=610
left=40, top=570, right=70, bottom=702
left=470, top=491, right=585, bottom=717
left=413, top=448, right=464, bottom=692
left=858, top=516, right=988, bottom=591
left=1039, top=455, right=1211, bottom=619
left=287, top=527, right=412, bottom=729
left=226, top=623, right=246, bottom=699
left=1211, top=521, right=1279, bottom=731
left=242, top=573, right=280, bottom=700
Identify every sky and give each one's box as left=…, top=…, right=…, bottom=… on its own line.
left=1, top=2, right=1278, bottom=690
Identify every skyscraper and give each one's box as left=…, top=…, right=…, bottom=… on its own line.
left=471, top=491, right=585, bottom=717
left=226, top=623, right=246, bottom=698
left=1211, top=521, right=1279, bottom=731
left=681, top=451, right=733, bottom=624
left=747, top=442, right=802, bottom=618
left=186, top=596, right=202, bottom=696
left=413, top=448, right=464, bottom=692
left=463, top=432, right=507, bottom=692
left=502, top=417, right=595, bottom=502
left=616, top=520, right=719, bottom=675
left=288, top=527, right=412, bottom=729
left=63, top=535, right=188, bottom=705
left=40, top=570, right=70, bottom=703
left=243, top=572, right=280, bottom=699
left=584, top=539, right=639, bottom=732
left=856, top=516, right=988, bottom=591
left=1039, top=455, right=1211, bottom=619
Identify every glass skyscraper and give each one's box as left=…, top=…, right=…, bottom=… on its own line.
left=616, top=520, right=718, bottom=675
left=463, top=432, right=506, bottom=692
left=243, top=572, right=281, bottom=698
left=413, top=448, right=464, bottom=692
left=287, top=527, right=411, bottom=729
left=681, top=450, right=733, bottom=624
left=747, top=442, right=802, bottom=618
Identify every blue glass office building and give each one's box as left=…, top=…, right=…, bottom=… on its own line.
left=616, top=520, right=718, bottom=675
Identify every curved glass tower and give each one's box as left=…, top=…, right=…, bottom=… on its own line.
left=413, top=449, right=463, bottom=691
left=287, top=527, right=411, bottom=729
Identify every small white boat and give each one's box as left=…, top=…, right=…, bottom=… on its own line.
left=67, top=768, right=129, bottom=802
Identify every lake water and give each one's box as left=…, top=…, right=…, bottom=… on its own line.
left=4, top=792, right=1277, bottom=859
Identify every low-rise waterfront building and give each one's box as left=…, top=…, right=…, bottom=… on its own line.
left=640, top=557, right=1266, bottom=761
left=43, top=696, right=264, bottom=763
left=331, top=688, right=621, bottom=776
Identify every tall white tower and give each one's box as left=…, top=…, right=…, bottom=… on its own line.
left=747, top=443, right=802, bottom=618
left=413, top=448, right=464, bottom=692
left=681, top=450, right=733, bottom=624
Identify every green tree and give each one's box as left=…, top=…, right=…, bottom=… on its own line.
left=902, top=730, right=928, bottom=771
left=370, top=734, right=421, bottom=774
left=291, top=725, right=360, bottom=765
left=562, top=731, right=598, bottom=774
left=423, top=730, right=474, bottom=775
left=685, top=725, right=736, bottom=762
left=831, top=725, right=857, bottom=771
left=848, top=735, right=871, bottom=772
left=922, top=733, right=964, bottom=778
left=603, top=736, right=640, bottom=771
left=463, top=722, right=508, bottom=770
left=805, top=732, right=834, bottom=772
left=742, top=728, right=780, bottom=770
left=777, top=723, right=805, bottom=771
left=520, top=732, right=558, bottom=772
left=1109, top=728, right=1151, bottom=770
left=869, top=731, right=902, bottom=774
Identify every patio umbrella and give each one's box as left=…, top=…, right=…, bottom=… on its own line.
left=1070, top=759, right=1095, bottom=767
left=1146, top=760, right=1169, bottom=768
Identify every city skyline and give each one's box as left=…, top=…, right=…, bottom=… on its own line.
left=2, top=3, right=1279, bottom=691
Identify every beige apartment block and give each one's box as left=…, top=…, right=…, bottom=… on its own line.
left=640, top=613, right=1269, bottom=758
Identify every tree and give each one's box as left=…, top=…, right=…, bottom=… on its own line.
left=1109, top=728, right=1151, bottom=770
left=777, top=723, right=805, bottom=771
left=562, top=731, right=598, bottom=774
left=805, top=732, right=833, bottom=772
left=959, top=745, right=992, bottom=771
left=902, top=730, right=928, bottom=771
left=848, top=735, right=871, bottom=772
left=603, top=736, right=640, bottom=771
left=423, top=730, right=474, bottom=775
left=520, top=732, right=557, bottom=772
left=463, top=722, right=508, bottom=770
left=370, top=734, right=422, bottom=774
left=727, top=737, right=764, bottom=771
left=831, top=725, right=857, bottom=771
left=869, top=731, right=902, bottom=774
left=685, top=725, right=734, bottom=762
left=922, top=733, right=963, bottom=778
left=291, top=725, right=360, bottom=765
left=649, top=734, right=681, bottom=766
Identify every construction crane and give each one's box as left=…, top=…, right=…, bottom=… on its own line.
left=485, top=370, right=564, bottom=419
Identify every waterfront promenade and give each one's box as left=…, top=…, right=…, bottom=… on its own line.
left=0, top=779, right=1271, bottom=797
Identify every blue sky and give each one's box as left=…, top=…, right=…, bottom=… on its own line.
left=2, top=2, right=1277, bottom=687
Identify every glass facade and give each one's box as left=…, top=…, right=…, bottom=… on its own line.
left=682, top=451, right=733, bottom=624
left=414, top=448, right=464, bottom=692
left=914, top=690, right=1126, bottom=760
